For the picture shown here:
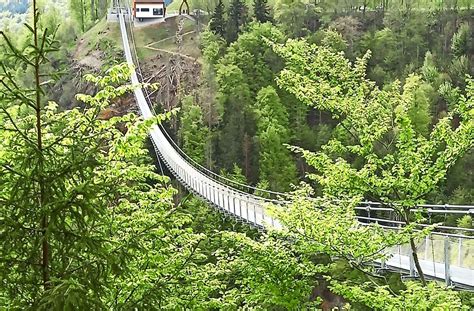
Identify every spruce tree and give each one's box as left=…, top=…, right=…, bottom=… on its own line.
left=179, top=95, right=209, bottom=165
left=215, top=64, right=251, bottom=170
left=254, top=0, right=272, bottom=23
left=0, top=5, right=195, bottom=307
left=226, top=0, right=247, bottom=43
left=209, top=0, right=226, bottom=38
left=255, top=86, right=297, bottom=192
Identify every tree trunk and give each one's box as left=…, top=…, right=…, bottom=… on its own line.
left=453, top=0, right=458, bottom=28
left=243, top=134, right=251, bottom=179
left=409, top=236, right=427, bottom=286
left=81, top=0, right=85, bottom=32
left=91, top=0, right=96, bottom=21
left=33, top=0, right=49, bottom=290
left=91, top=0, right=94, bottom=21
left=99, top=0, right=107, bottom=18
left=404, top=208, right=427, bottom=286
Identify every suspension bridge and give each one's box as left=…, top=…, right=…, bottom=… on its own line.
left=116, top=10, right=474, bottom=288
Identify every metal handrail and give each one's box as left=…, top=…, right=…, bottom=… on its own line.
left=117, top=12, right=474, bottom=287
left=121, top=5, right=474, bottom=221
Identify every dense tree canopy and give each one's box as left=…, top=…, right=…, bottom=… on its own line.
left=191, top=1, right=474, bottom=307
left=209, top=0, right=226, bottom=38
left=2, top=0, right=474, bottom=309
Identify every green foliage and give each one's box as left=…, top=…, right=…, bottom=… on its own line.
left=420, top=51, right=442, bottom=86
left=221, top=22, right=285, bottom=95
left=438, top=81, right=460, bottom=110
left=226, top=0, right=248, bottom=43
left=407, top=82, right=433, bottom=137
left=360, top=28, right=398, bottom=84
left=330, top=281, right=468, bottom=311
left=219, top=163, right=248, bottom=189
left=1, top=14, right=321, bottom=309
left=208, top=232, right=320, bottom=309
left=202, top=22, right=295, bottom=184
left=7, top=2, right=474, bottom=310
left=215, top=63, right=251, bottom=170
left=450, top=55, right=471, bottom=87
left=201, top=29, right=227, bottom=65
left=179, top=95, right=209, bottom=165
left=255, top=86, right=289, bottom=131
left=320, top=28, right=347, bottom=52
left=69, top=0, right=107, bottom=33
left=270, top=187, right=413, bottom=268
left=272, top=36, right=473, bottom=295
left=274, top=0, right=321, bottom=38
left=451, top=23, right=471, bottom=58
left=269, top=187, right=470, bottom=309
left=0, top=56, right=180, bottom=307
left=255, top=86, right=296, bottom=191
left=209, top=0, right=226, bottom=38
left=457, top=215, right=473, bottom=235
left=273, top=39, right=473, bottom=209
left=328, top=16, right=361, bottom=54
left=253, top=0, right=272, bottom=23
left=192, top=4, right=474, bottom=309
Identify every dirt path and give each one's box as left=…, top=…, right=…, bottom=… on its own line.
left=144, top=45, right=197, bottom=61
left=145, top=30, right=196, bottom=49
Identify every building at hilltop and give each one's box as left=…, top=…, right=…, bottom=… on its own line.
left=133, top=0, right=167, bottom=21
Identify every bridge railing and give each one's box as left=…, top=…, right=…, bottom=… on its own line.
left=121, top=6, right=474, bottom=217
left=118, top=12, right=473, bottom=287
left=382, top=233, right=473, bottom=287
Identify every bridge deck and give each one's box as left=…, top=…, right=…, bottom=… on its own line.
left=118, top=12, right=473, bottom=288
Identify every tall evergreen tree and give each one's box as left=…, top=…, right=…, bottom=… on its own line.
left=215, top=64, right=252, bottom=171
left=254, top=0, right=272, bottom=23
left=209, top=0, right=226, bottom=38
left=451, top=22, right=472, bottom=58
left=69, top=0, right=86, bottom=32
left=0, top=15, right=177, bottom=303
left=255, top=86, right=297, bottom=191
left=179, top=95, right=209, bottom=165
left=226, top=0, right=247, bottom=43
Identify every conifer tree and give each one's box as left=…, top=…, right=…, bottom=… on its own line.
left=226, top=0, right=247, bottom=43
left=451, top=22, right=471, bottom=57
left=0, top=0, right=58, bottom=296
left=254, top=0, right=272, bottom=23
left=0, top=4, right=198, bottom=307
left=255, top=86, right=296, bottom=191
left=179, top=95, right=209, bottom=165
left=215, top=64, right=251, bottom=170
left=209, top=0, right=226, bottom=38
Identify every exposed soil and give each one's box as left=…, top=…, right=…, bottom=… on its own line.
left=139, top=53, right=201, bottom=113
left=53, top=16, right=202, bottom=121
left=76, top=49, right=103, bottom=71
left=51, top=20, right=127, bottom=115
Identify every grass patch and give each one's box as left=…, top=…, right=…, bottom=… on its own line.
left=74, top=18, right=121, bottom=61
left=132, top=16, right=200, bottom=60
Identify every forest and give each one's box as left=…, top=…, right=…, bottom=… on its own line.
left=0, top=0, right=473, bottom=309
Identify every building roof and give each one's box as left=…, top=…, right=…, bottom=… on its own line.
left=135, top=0, right=164, bottom=3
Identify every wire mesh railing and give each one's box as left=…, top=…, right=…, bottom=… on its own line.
left=120, top=1, right=474, bottom=213
left=117, top=10, right=474, bottom=287
left=383, top=234, right=474, bottom=286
